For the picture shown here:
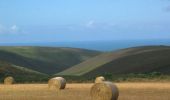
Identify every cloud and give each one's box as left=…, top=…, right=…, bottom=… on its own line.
left=84, top=20, right=116, bottom=30
left=0, top=24, right=6, bottom=34
left=0, top=24, right=20, bottom=34
left=10, top=25, right=19, bottom=33
left=0, top=25, right=3, bottom=33
left=86, top=20, right=95, bottom=28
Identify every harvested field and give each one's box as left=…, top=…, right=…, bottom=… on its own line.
left=0, top=82, right=170, bottom=100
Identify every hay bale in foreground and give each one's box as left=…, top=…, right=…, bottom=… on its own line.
left=48, top=77, right=66, bottom=90
left=4, top=76, right=14, bottom=85
left=95, top=76, right=105, bottom=83
left=90, top=81, right=119, bottom=100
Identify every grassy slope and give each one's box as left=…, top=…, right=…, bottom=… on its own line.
left=0, top=60, right=47, bottom=82
left=57, top=46, right=170, bottom=76
left=0, top=46, right=101, bottom=74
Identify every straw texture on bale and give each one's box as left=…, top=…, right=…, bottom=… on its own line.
left=90, top=81, right=119, bottom=100
left=4, top=76, right=14, bottom=85
left=48, top=77, right=66, bottom=90
left=95, top=76, right=105, bottom=83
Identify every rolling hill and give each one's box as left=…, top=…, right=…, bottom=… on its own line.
left=57, top=46, right=170, bottom=76
left=0, top=60, right=48, bottom=82
left=0, top=46, right=101, bottom=74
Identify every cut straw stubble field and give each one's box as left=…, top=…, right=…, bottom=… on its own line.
left=0, top=83, right=170, bottom=100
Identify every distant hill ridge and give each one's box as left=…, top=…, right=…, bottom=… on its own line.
left=0, top=46, right=101, bottom=74
left=57, top=45, right=170, bottom=76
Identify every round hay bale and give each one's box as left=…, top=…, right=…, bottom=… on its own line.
left=4, top=76, right=14, bottom=85
left=90, top=81, right=119, bottom=100
left=95, top=76, right=105, bottom=83
left=48, top=77, right=66, bottom=90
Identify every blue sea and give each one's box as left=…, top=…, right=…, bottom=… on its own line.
left=0, top=39, right=170, bottom=51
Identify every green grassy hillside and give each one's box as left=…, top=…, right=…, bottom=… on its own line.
left=57, top=46, right=170, bottom=76
left=0, top=60, right=48, bottom=83
left=0, top=46, right=101, bottom=74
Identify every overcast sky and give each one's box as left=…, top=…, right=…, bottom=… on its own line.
left=0, top=0, right=170, bottom=43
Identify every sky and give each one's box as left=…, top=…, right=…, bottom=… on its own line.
left=0, top=0, right=170, bottom=43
